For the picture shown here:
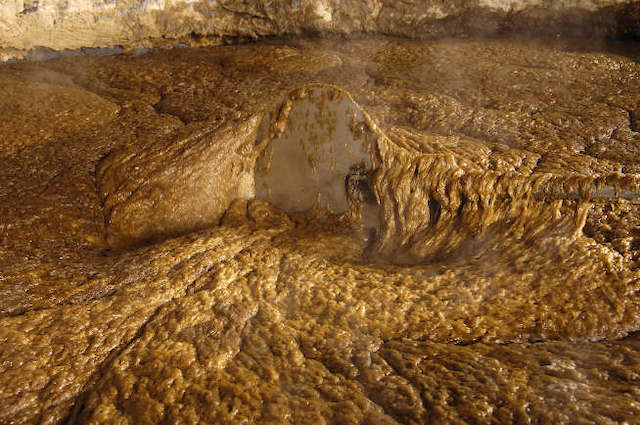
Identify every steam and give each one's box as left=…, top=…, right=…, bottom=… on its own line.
left=253, top=85, right=379, bottom=225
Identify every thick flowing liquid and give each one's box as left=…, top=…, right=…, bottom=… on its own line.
left=1, top=36, right=640, bottom=424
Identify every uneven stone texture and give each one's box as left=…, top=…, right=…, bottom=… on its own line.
left=1, top=0, right=640, bottom=60
left=99, top=116, right=259, bottom=249
left=1, top=36, right=640, bottom=425
left=0, top=70, right=119, bottom=154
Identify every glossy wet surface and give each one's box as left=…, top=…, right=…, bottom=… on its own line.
left=1, top=36, right=640, bottom=424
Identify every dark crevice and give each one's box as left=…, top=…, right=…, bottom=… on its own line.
left=456, top=193, right=467, bottom=217
left=630, top=109, right=640, bottom=133
left=428, top=199, right=441, bottom=226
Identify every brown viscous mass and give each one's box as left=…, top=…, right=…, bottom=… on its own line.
left=1, top=36, right=640, bottom=424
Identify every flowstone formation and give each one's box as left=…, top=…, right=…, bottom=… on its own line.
left=1, top=37, right=640, bottom=424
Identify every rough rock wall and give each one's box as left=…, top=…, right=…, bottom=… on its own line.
left=1, top=0, right=639, bottom=58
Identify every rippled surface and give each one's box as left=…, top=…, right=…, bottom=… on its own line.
left=1, top=36, right=640, bottom=424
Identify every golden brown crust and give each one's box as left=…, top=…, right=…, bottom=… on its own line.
left=1, top=37, right=640, bottom=424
